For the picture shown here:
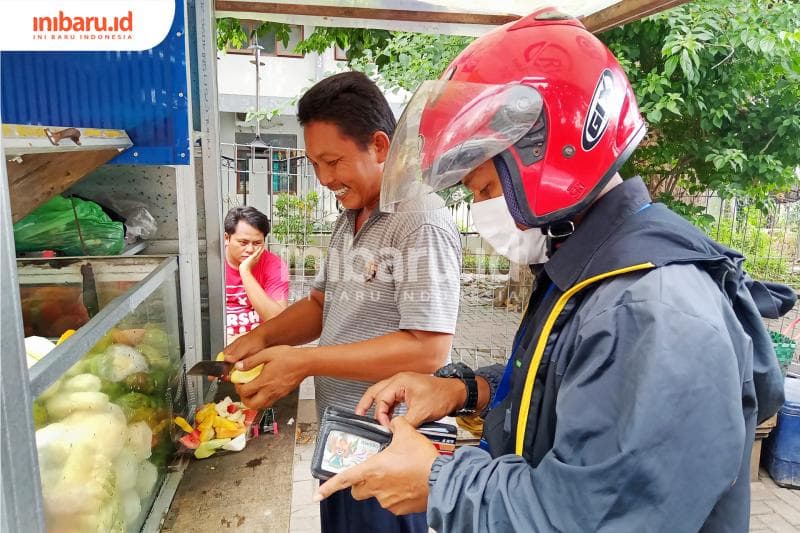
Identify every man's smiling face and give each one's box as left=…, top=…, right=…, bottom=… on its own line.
left=304, top=120, right=389, bottom=210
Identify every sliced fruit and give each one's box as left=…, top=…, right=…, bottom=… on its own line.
left=174, top=416, right=194, bottom=434
left=216, top=352, right=263, bottom=384
left=243, top=409, right=258, bottom=427
left=195, top=403, right=216, bottom=424
left=32, top=401, right=48, bottom=429
left=229, top=365, right=263, bottom=384
left=194, top=438, right=231, bottom=459
left=179, top=429, right=201, bottom=450
left=198, top=414, right=215, bottom=431
left=25, top=336, right=56, bottom=364
left=215, top=426, right=246, bottom=439
left=222, top=433, right=247, bottom=452
left=199, top=424, right=215, bottom=442
left=56, top=329, right=77, bottom=345
left=214, top=396, right=233, bottom=417
left=213, top=416, right=240, bottom=432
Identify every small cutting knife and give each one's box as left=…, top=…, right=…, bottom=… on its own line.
left=187, top=360, right=233, bottom=379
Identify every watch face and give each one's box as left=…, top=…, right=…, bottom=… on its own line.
left=435, top=364, right=459, bottom=378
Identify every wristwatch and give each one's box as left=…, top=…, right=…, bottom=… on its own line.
left=434, top=362, right=478, bottom=417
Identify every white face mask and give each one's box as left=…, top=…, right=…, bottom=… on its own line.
left=471, top=196, right=548, bottom=265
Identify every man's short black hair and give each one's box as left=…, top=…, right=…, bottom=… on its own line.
left=224, top=206, right=270, bottom=236
left=297, top=71, right=396, bottom=149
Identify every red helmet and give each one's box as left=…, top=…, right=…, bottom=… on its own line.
left=380, top=7, right=646, bottom=227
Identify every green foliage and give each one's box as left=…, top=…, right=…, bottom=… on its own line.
left=216, top=18, right=291, bottom=50
left=294, top=27, right=392, bottom=63
left=711, top=202, right=792, bottom=281
left=254, top=21, right=292, bottom=47
left=462, top=253, right=510, bottom=273
left=218, top=4, right=800, bottom=206
left=656, top=193, right=717, bottom=232
left=215, top=18, right=469, bottom=93
left=216, top=20, right=388, bottom=63
left=245, top=107, right=283, bottom=124
left=271, top=192, right=320, bottom=244
left=601, top=0, right=800, bottom=203
left=349, top=33, right=474, bottom=92
left=217, top=3, right=800, bottom=275
left=287, top=254, right=319, bottom=272
left=216, top=18, right=247, bottom=50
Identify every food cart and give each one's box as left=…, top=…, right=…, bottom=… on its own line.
left=1, top=1, right=205, bottom=530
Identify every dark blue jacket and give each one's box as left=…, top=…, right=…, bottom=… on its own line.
left=428, top=178, right=793, bottom=532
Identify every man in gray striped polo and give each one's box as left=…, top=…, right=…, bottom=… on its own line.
left=224, top=71, right=461, bottom=532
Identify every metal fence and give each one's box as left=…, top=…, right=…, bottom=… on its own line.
left=454, top=190, right=800, bottom=369
left=671, top=191, right=800, bottom=369
left=219, top=142, right=339, bottom=233
left=218, top=143, right=800, bottom=371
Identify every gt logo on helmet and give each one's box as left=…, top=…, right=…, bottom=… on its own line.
left=582, top=69, right=616, bottom=151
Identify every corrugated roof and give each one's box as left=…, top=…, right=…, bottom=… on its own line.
left=0, top=0, right=190, bottom=165
left=215, top=0, right=678, bottom=36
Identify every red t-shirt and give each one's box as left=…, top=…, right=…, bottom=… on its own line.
left=225, top=251, right=289, bottom=338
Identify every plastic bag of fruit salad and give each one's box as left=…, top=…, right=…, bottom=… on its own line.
left=173, top=397, right=261, bottom=459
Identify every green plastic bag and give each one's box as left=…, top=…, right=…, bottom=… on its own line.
left=14, top=196, right=124, bottom=256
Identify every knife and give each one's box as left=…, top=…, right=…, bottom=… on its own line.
left=187, top=360, right=233, bottom=379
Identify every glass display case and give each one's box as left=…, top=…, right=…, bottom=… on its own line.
left=17, top=257, right=171, bottom=338
left=24, top=257, right=190, bottom=533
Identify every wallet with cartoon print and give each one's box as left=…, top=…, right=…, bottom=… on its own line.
left=310, top=407, right=457, bottom=480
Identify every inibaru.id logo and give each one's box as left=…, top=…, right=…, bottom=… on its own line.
left=33, top=10, right=133, bottom=40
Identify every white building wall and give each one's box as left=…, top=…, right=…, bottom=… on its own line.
left=217, top=49, right=321, bottom=100
left=216, top=25, right=412, bottom=223
left=216, top=24, right=409, bottom=132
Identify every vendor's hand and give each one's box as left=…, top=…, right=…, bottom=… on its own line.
left=223, top=329, right=267, bottom=361
left=314, top=417, right=437, bottom=515
left=356, top=372, right=466, bottom=427
left=235, top=345, right=307, bottom=409
left=239, top=246, right=264, bottom=274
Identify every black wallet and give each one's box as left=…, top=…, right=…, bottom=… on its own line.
left=311, top=407, right=457, bottom=480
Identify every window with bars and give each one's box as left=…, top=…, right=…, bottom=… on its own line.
left=233, top=134, right=300, bottom=195
left=226, top=22, right=304, bottom=58
left=334, top=45, right=348, bottom=62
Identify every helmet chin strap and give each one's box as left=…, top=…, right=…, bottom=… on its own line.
left=544, top=220, right=575, bottom=257
left=492, top=156, right=531, bottom=227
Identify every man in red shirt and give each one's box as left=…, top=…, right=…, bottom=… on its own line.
left=224, top=206, right=289, bottom=342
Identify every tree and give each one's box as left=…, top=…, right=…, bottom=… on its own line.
left=599, top=0, right=800, bottom=214
left=348, top=32, right=474, bottom=92
left=215, top=1, right=800, bottom=231
left=215, top=19, right=470, bottom=92
left=216, top=18, right=292, bottom=51
left=294, top=27, right=393, bottom=64
left=216, top=19, right=392, bottom=63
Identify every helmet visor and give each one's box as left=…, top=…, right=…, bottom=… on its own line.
left=380, top=80, right=543, bottom=212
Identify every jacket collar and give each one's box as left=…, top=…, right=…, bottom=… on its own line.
left=544, top=177, right=653, bottom=291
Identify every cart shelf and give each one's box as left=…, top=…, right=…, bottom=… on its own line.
left=3, top=124, right=132, bottom=223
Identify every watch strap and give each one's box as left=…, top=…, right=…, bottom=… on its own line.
left=454, top=373, right=479, bottom=416
left=434, top=363, right=479, bottom=416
